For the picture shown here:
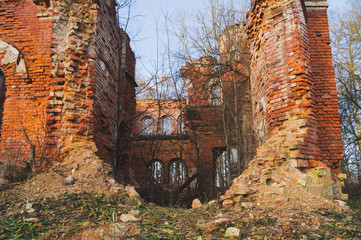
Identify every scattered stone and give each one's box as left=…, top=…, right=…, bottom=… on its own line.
left=64, top=176, right=75, bottom=185
left=222, top=199, right=234, bottom=208
left=334, top=200, right=347, bottom=206
left=112, top=223, right=128, bottom=237
left=224, top=227, right=241, bottom=239
left=298, top=179, right=306, bottom=187
left=125, top=185, right=140, bottom=198
left=24, top=218, right=38, bottom=222
left=110, top=185, right=124, bottom=194
left=25, top=203, right=35, bottom=213
left=128, top=209, right=141, bottom=217
left=196, top=222, right=218, bottom=233
left=241, top=202, right=253, bottom=208
left=108, top=178, right=116, bottom=184
left=208, top=200, right=218, bottom=207
left=192, top=198, right=202, bottom=209
left=214, top=218, right=229, bottom=224
left=120, top=214, right=139, bottom=222
left=233, top=195, right=243, bottom=203
left=230, top=184, right=249, bottom=195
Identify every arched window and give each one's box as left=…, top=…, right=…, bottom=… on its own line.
left=142, top=117, right=153, bottom=135
left=169, top=159, right=186, bottom=185
left=214, top=148, right=231, bottom=189
left=178, top=115, right=185, bottom=134
left=160, top=116, right=171, bottom=135
left=210, top=85, right=222, bottom=106
left=0, top=69, right=6, bottom=137
left=148, top=159, right=164, bottom=184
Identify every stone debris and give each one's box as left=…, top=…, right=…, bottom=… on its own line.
left=224, top=227, right=241, bottom=239
left=25, top=203, right=35, bottom=213
left=125, top=185, right=140, bottom=198
left=64, top=176, right=75, bottom=185
left=241, top=202, right=253, bottom=209
left=120, top=214, right=139, bottom=222
left=192, top=198, right=202, bottom=209
left=196, top=222, right=218, bottom=234
left=208, top=200, right=218, bottom=207
left=222, top=199, right=234, bottom=208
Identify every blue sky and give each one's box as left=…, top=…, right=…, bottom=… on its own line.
left=123, top=0, right=348, bottom=78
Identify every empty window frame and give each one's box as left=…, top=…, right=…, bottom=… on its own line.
left=214, top=147, right=231, bottom=189
left=178, top=115, right=185, bottom=134
left=210, top=85, right=222, bottom=106
left=148, top=159, right=164, bottom=184
left=0, top=70, right=5, bottom=137
left=160, top=116, right=171, bottom=135
left=142, top=117, right=153, bottom=135
left=169, top=158, right=186, bottom=185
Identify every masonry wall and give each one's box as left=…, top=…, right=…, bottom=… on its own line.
left=128, top=100, right=198, bottom=190
left=246, top=0, right=343, bottom=176
left=93, top=0, right=136, bottom=166
left=304, top=0, right=343, bottom=172
left=0, top=0, right=54, bottom=161
left=0, top=0, right=136, bottom=175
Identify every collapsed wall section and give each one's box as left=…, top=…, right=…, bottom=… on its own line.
left=247, top=0, right=315, bottom=159
left=236, top=0, right=345, bottom=199
left=48, top=0, right=98, bottom=154
left=0, top=0, right=136, bottom=176
left=94, top=0, right=136, bottom=170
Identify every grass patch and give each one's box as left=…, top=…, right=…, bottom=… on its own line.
left=348, top=195, right=361, bottom=210
left=0, top=192, right=135, bottom=239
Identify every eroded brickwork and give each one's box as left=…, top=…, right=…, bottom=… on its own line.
left=246, top=0, right=343, bottom=174
left=0, top=0, right=136, bottom=172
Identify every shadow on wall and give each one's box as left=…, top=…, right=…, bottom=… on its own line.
left=0, top=69, right=5, bottom=137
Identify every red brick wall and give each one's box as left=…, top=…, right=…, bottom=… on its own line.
left=128, top=100, right=198, bottom=188
left=93, top=0, right=136, bottom=165
left=0, top=0, right=54, bottom=161
left=0, top=0, right=136, bottom=174
left=303, top=0, right=343, bottom=172
left=247, top=0, right=343, bottom=176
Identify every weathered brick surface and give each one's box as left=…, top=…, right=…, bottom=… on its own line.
left=304, top=1, right=343, bottom=171
left=247, top=0, right=343, bottom=177
left=0, top=0, right=136, bottom=173
left=128, top=100, right=198, bottom=188
left=0, top=0, right=54, bottom=161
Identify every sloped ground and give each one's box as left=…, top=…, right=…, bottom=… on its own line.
left=0, top=144, right=360, bottom=239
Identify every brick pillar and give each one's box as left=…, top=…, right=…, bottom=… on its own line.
left=303, top=0, right=343, bottom=173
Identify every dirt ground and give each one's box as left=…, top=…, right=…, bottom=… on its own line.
left=0, top=146, right=360, bottom=239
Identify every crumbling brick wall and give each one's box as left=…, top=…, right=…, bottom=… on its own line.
left=0, top=0, right=136, bottom=174
left=246, top=0, right=343, bottom=177
left=0, top=0, right=54, bottom=161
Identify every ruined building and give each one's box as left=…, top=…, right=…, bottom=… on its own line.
left=0, top=0, right=136, bottom=175
left=0, top=0, right=345, bottom=200
left=126, top=0, right=346, bottom=200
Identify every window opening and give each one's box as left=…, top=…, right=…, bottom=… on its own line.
left=160, top=116, right=171, bottom=135
left=0, top=70, right=5, bottom=137
left=214, top=147, right=231, bottom=189
left=169, top=159, right=186, bottom=185
left=210, top=85, right=222, bottom=105
left=148, top=159, right=164, bottom=184
left=178, top=115, right=185, bottom=134
left=142, top=117, right=153, bottom=135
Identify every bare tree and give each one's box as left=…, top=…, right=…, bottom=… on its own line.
left=173, top=0, right=255, bottom=191
left=331, top=0, right=361, bottom=193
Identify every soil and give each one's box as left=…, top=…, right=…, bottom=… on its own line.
left=0, top=145, right=360, bottom=239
